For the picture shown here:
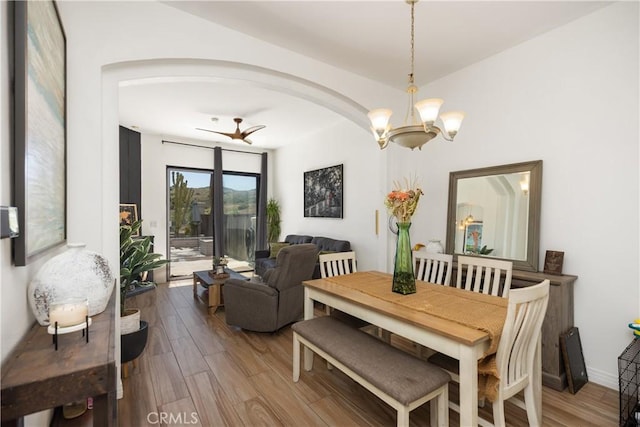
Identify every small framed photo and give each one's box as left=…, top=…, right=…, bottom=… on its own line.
left=543, top=250, right=564, bottom=275
left=119, top=204, right=138, bottom=230
left=463, top=222, right=483, bottom=254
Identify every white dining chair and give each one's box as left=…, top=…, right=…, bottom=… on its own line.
left=429, top=279, right=550, bottom=427
left=318, top=251, right=386, bottom=341
left=487, top=279, right=550, bottom=427
left=319, top=251, right=361, bottom=319
left=413, top=251, right=453, bottom=286
left=456, top=255, right=513, bottom=298
left=413, top=251, right=453, bottom=357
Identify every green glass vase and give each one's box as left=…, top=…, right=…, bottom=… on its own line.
left=392, top=222, right=416, bottom=294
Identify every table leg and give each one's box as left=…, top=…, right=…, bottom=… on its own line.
left=304, top=288, right=314, bottom=321
left=192, top=273, right=197, bottom=298
left=208, top=284, right=221, bottom=314
left=93, top=392, right=116, bottom=427
left=458, top=345, right=479, bottom=426
left=303, top=288, right=314, bottom=371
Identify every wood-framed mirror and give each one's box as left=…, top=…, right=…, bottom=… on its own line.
left=445, top=160, right=542, bottom=272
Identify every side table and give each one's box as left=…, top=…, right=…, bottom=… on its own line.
left=193, top=269, right=248, bottom=314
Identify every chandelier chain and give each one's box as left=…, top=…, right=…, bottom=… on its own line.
left=409, top=0, right=415, bottom=85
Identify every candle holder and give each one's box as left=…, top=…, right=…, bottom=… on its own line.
left=48, top=316, right=91, bottom=350
left=47, top=299, right=91, bottom=351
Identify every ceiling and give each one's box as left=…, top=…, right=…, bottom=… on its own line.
left=119, top=1, right=610, bottom=149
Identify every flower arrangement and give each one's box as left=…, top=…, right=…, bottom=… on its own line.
left=385, top=177, right=424, bottom=223
left=213, top=256, right=228, bottom=274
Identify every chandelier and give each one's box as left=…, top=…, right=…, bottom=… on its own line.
left=368, top=0, right=465, bottom=150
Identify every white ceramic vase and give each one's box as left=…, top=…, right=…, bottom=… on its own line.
left=28, top=243, right=115, bottom=326
left=425, top=239, right=444, bottom=254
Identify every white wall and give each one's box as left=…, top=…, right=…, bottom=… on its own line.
left=393, top=2, right=639, bottom=388
left=275, top=117, right=385, bottom=272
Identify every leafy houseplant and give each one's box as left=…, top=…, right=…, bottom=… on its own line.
left=468, top=245, right=494, bottom=256
left=266, top=198, right=281, bottom=243
left=120, top=220, right=169, bottom=320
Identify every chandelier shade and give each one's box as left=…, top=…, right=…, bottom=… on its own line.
left=368, top=0, right=465, bottom=150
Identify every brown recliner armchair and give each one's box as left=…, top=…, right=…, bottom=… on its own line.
left=223, top=243, right=319, bottom=332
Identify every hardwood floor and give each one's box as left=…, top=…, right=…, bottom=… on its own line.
left=118, top=280, right=619, bottom=426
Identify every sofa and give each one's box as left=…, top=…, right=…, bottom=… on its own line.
left=254, top=234, right=351, bottom=279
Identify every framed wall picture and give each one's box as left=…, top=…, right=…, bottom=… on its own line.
left=304, top=164, right=343, bottom=218
left=463, top=222, right=483, bottom=254
left=119, top=204, right=139, bottom=228
left=13, top=1, right=67, bottom=266
left=543, top=250, right=564, bottom=275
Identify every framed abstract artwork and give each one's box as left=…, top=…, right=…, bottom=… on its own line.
left=304, top=164, right=343, bottom=218
left=14, top=1, right=67, bottom=265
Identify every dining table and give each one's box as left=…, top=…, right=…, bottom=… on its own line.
left=301, top=270, right=509, bottom=426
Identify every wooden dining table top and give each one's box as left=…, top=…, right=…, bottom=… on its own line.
left=303, top=271, right=508, bottom=350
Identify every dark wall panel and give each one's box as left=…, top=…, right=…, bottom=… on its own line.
left=119, top=126, right=142, bottom=219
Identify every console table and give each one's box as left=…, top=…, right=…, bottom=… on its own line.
left=453, top=265, right=577, bottom=391
left=1, top=292, right=117, bottom=426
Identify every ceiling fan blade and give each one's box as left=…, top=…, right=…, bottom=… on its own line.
left=196, top=128, right=235, bottom=139
left=241, top=125, right=266, bottom=138
left=243, top=138, right=253, bottom=145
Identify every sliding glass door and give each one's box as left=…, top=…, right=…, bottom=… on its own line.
left=167, top=167, right=214, bottom=279
left=222, top=172, right=259, bottom=272
left=166, top=168, right=259, bottom=279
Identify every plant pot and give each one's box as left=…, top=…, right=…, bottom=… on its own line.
left=121, top=320, right=149, bottom=363
left=120, top=308, right=141, bottom=335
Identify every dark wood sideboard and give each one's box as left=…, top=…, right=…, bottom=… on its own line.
left=1, top=292, right=117, bottom=426
left=453, top=266, right=577, bottom=391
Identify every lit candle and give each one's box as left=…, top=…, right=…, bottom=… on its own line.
left=49, top=300, right=88, bottom=327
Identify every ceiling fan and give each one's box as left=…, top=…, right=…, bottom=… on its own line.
left=197, top=117, right=266, bottom=145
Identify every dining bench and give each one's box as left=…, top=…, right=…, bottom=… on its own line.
left=292, top=316, right=450, bottom=427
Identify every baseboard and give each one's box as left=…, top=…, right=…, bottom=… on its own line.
left=587, top=365, right=617, bottom=390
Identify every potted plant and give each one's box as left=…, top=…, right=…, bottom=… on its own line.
left=120, top=220, right=169, bottom=334
left=266, top=198, right=281, bottom=243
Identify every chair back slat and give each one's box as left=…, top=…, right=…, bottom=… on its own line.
left=319, top=251, right=357, bottom=279
left=413, top=251, right=453, bottom=286
left=456, top=255, right=513, bottom=297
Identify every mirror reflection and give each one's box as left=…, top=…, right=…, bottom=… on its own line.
left=446, top=160, right=542, bottom=272
left=453, top=171, right=530, bottom=259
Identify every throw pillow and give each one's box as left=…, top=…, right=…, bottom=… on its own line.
left=269, top=242, right=290, bottom=258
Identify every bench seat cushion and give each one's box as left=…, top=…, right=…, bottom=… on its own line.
left=292, top=316, right=450, bottom=405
